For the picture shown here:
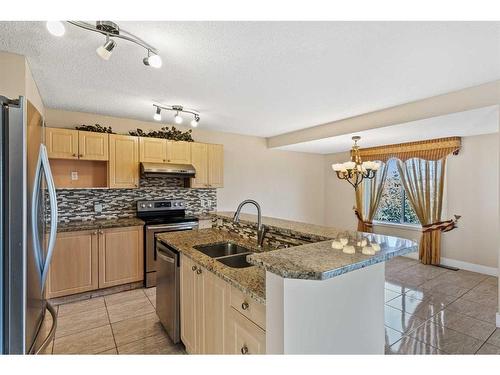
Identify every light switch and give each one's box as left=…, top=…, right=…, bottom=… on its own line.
left=71, top=171, right=78, bottom=180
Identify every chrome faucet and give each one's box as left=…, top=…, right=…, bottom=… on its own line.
left=233, top=199, right=267, bottom=247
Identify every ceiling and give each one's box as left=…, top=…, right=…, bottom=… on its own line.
left=0, top=21, right=499, bottom=137
left=277, top=105, right=500, bottom=154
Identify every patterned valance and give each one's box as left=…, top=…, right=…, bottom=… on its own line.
left=356, top=137, right=461, bottom=162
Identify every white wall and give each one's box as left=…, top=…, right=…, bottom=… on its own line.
left=0, top=51, right=45, bottom=115
left=325, top=133, right=499, bottom=271
left=44, top=108, right=326, bottom=225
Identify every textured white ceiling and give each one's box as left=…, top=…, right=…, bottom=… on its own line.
left=277, top=105, right=500, bottom=154
left=0, top=21, right=499, bottom=137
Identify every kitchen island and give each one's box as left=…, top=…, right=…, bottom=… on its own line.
left=157, top=212, right=418, bottom=354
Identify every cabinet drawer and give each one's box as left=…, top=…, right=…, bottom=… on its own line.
left=230, top=286, right=265, bottom=330
left=226, top=307, right=266, bottom=355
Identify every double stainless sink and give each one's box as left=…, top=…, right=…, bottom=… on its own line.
left=193, top=242, right=254, bottom=268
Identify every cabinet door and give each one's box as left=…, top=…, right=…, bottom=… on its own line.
left=78, top=131, right=109, bottom=161
left=45, top=230, right=98, bottom=299
left=139, top=137, right=167, bottom=163
left=208, top=144, right=224, bottom=188
left=98, top=226, right=144, bottom=288
left=226, top=308, right=266, bottom=355
left=45, top=127, right=79, bottom=159
left=166, top=141, right=192, bottom=164
left=109, top=134, right=139, bottom=188
left=180, top=254, right=198, bottom=354
left=190, top=142, right=208, bottom=188
left=202, top=270, right=230, bottom=354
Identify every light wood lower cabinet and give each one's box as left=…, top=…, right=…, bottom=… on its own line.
left=46, top=226, right=143, bottom=299
left=179, top=254, right=265, bottom=354
left=225, top=307, right=266, bottom=355
left=46, top=230, right=99, bottom=299
left=98, top=226, right=144, bottom=288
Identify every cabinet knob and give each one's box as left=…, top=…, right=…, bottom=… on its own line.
left=240, top=345, right=249, bottom=354
left=78, top=154, right=83, bottom=157
left=192, top=265, right=197, bottom=272
left=93, top=230, right=98, bottom=235
left=72, top=153, right=76, bottom=157
left=98, top=230, right=103, bottom=235
left=241, top=301, right=249, bottom=310
left=196, top=269, right=202, bottom=275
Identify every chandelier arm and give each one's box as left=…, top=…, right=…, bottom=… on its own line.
left=67, top=21, right=159, bottom=55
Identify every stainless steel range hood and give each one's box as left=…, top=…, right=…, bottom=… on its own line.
left=140, top=162, right=196, bottom=178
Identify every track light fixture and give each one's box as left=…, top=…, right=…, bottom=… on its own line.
left=96, top=36, right=116, bottom=60
left=153, top=106, right=162, bottom=121
left=46, top=21, right=162, bottom=68
left=153, top=104, right=201, bottom=128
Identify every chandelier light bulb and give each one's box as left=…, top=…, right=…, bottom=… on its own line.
left=174, top=112, right=183, bottom=124
left=191, top=116, right=200, bottom=127
left=147, top=54, right=162, bottom=68
left=96, top=38, right=116, bottom=61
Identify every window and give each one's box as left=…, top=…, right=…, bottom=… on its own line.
left=374, top=159, right=420, bottom=225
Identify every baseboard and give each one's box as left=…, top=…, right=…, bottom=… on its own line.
left=402, top=253, right=498, bottom=276
left=497, top=313, right=500, bottom=328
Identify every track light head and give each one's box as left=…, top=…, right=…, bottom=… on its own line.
left=191, top=115, right=200, bottom=128
left=46, top=21, right=65, bottom=36
left=153, top=106, right=161, bottom=121
left=174, top=112, right=183, bottom=124
left=143, top=52, right=162, bottom=68
left=96, top=38, right=116, bottom=61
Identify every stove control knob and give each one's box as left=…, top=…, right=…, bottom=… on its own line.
left=147, top=203, right=153, bottom=208
left=173, top=202, right=178, bottom=207
left=179, top=202, right=183, bottom=206
left=140, top=203, right=146, bottom=208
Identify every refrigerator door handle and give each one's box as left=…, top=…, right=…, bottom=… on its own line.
left=31, top=145, right=58, bottom=290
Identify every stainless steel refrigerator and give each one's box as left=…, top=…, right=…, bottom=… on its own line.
left=1, top=95, right=58, bottom=354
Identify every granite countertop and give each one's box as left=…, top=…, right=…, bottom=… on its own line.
left=55, top=217, right=145, bottom=233
left=212, top=212, right=418, bottom=281
left=156, top=228, right=269, bottom=304
left=248, top=233, right=418, bottom=280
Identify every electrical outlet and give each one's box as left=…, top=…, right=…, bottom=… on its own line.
left=94, top=203, right=103, bottom=213
left=71, top=171, right=78, bottom=181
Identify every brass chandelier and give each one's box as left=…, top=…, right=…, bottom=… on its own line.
left=331, top=136, right=380, bottom=189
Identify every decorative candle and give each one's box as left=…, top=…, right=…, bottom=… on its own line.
left=331, top=240, right=343, bottom=250
left=362, top=246, right=375, bottom=255
left=371, top=243, right=381, bottom=252
left=343, top=245, right=356, bottom=254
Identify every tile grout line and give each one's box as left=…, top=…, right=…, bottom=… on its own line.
left=474, top=328, right=499, bottom=354
left=103, top=298, right=119, bottom=354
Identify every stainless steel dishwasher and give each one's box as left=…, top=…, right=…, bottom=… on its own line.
left=156, top=239, right=180, bottom=344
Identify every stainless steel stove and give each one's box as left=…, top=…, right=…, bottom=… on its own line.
left=137, top=199, right=198, bottom=287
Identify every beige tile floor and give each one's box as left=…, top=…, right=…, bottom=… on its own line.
left=384, top=256, right=500, bottom=354
left=44, top=287, right=185, bottom=354
left=42, top=256, right=499, bottom=355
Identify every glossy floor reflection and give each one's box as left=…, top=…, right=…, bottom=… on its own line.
left=45, top=287, right=185, bottom=355
left=384, top=256, right=499, bottom=355
left=43, top=256, right=499, bottom=355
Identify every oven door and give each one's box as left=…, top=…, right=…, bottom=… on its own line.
left=145, top=222, right=198, bottom=287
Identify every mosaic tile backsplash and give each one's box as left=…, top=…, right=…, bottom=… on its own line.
left=212, top=216, right=329, bottom=249
left=54, top=177, right=217, bottom=223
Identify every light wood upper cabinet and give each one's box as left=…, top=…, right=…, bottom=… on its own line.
left=190, top=142, right=209, bottom=188
left=78, top=132, right=109, bottom=161
left=98, top=226, right=144, bottom=289
left=190, top=142, right=224, bottom=188
left=46, top=128, right=79, bottom=159
left=167, top=141, right=192, bottom=164
left=208, top=144, right=224, bottom=188
left=46, top=230, right=98, bottom=299
left=139, top=137, right=167, bottom=163
left=109, top=134, right=139, bottom=188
